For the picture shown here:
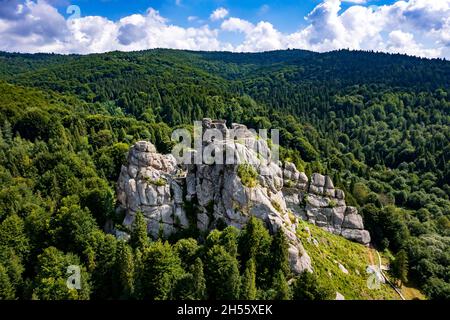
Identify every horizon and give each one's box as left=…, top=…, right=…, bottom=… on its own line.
left=1, top=47, right=448, bottom=62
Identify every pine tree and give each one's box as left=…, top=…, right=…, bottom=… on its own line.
left=130, top=211, right=148, bottom=250
left=273, top=270, right=291, bottom=300
left=192, top=258, right=206, bottom=300
left=2, top=120, right=12, bottom=145
left=116, top=241, right=135, bottom=299
left=238, top=216, right=271, bottom=286
left=140, top=241, right=184, bottom=300
left=0, top=264, right=15, bottom=300
left=240, top=259, right=257, bottom=300
left=270, top=229, right=290, bottom=278
left=204, top=245, right=241, bottom=300
left=391, top=249, right=408, bottom=287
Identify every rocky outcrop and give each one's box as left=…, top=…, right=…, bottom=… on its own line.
left=283, top=166, right=370, bottom=245
left=116, top=119, right=371, bottom=275
left=116, top=141, right=190, bottom=239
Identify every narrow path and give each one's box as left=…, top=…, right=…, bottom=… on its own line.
left=368, top=247, right=375, bottom=266
left=374, top=250, right=406, bottom=300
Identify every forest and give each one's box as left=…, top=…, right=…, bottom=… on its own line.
left=0, top=49, right=448, bottom=299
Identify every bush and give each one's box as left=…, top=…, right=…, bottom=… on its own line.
left=292, top=271, right=334, bottom=300
left=145, top=177, right=167, bottom=186
left=237, top=164, right=258, bottom=188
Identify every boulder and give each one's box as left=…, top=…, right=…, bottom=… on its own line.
left=341, top=229, right=371, bottom=245
left=342, top=214, right=364, bottom=230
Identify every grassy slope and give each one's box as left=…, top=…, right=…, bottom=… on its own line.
left=297, top=222, right=400, bottom=300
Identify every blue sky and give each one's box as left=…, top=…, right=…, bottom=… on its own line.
left=0, top=0, right=448, bottom=58
left=57, top=0, right=394, bottom=33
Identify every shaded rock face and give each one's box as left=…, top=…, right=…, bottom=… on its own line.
left=117, top=119, right=370, bottom=274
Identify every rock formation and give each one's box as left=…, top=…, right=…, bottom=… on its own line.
left=116, top=119, right=371, bottom=274
left=282, top=166, right=371, bottom=245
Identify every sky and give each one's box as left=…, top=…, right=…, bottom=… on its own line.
left=0, top=0, right=448, bottom=58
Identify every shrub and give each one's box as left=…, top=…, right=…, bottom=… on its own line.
left=271, top=201, right=282, bottom=213
left=237, top=164, right=258, bottom=188
left=328, top=200, right=337, bottom=208
left=145, top=177, right=167, bottom=186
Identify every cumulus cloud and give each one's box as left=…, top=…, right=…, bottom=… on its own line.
left=210, top=7, right=229, bottom=21
left=386, top=29, right=441, bottom=58
left=221, top=17, right=254, bottom=34
left=343, top=0, right=367, bottom=3
left=0, top=0, right=448, bottom=59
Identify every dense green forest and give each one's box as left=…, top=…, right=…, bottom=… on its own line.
left=0, top=49, right=448, bottom=300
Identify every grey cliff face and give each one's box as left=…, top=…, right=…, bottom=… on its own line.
left=116, top=119, right=371, bottom=274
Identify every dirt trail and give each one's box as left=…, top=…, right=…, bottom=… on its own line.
left=368, top=246, right=375, bottom=266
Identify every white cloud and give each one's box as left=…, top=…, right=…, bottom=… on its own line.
left=283, top=0, right=450, bottom=58
left=0, top=0, right=448, bottom=59
left=343, top=0, right=367, bottom=3
left=210, top=7, right=229, bottom=21
left=387, top=29, right=441, bottom=57
left=238, top=21, right=284, bottom=52
left=221, top=17, right=254, bottom=34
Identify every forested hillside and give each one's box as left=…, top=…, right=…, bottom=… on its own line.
left=0, top=49, right=448, bottom=299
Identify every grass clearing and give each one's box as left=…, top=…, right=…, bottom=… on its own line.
left=297, top=222, right=400, bottom=300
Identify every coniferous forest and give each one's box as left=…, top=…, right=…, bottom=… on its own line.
left=0, top=49, right=449, bottom=300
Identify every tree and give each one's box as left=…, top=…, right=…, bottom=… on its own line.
left=238, top=217, right=272, bottom=286
left=240, top=259, right=257, bottom=300
left=272, top=270, right=291, bottom=300
left=219, top=226, right=239, bottom=258
left=423, top=277, right=450, bottom=300
left=361, top=204, right=409, bottom=251
left=80, top=180, right=115, bottom=227
left=391, top=249, right=408, bottom=287
left=204, top=245, right=241, bottom=300
left=293, top=137, right=318, bottom=161
left=270, top=229, right=290, bottom=278
left=130, top=211, right=148, bottom=250
left=0, top=264, right=15, bottom=300
left=292, top=272, right=334, bottom=300
left=2, top=120, right=12, bottom=145
left=51, top=203, right=98, bottom=255
left=0, top=214, right=29, bottom=259
left=139, top=241, right=184, bottom=300
left=87, top=232, right=118, bottom=299
left=191, top=258, right=206, bottom=300
left=172, top=257, right=206, bottom=300
left=174, top=238, right=199, bottom=270
left=32, top=247, right=90, bottom=300
left=115, top=241, right=135, bottom=299
left=0, top=247, right=24, bottom=298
